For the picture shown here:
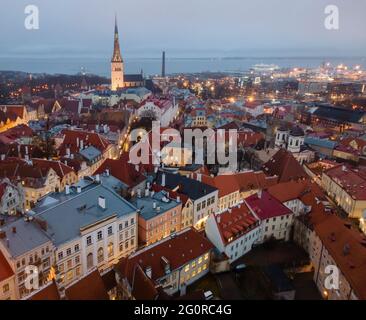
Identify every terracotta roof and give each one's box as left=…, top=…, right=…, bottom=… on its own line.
left=32, top=159, right=75, bottom=179
left=235, top=171, right=278, bottom=193
left=324, top=165, right=366, bottom=200
left=267, top=180, right=313, bottom=203
left=315, top=215, right=366, bottom=300
left=65, top=270, right=109, bottom=300
left=131, top=264, right=159, bottom=300
left=59, top=129, right=111, bottom=156
left=245, top=191, right=292, bottom=220
left=262, top=149, right=308, bottom=182
left=200, top=174, right=240, bottom=198
left=0, top=249, right=14, bottom=282
left=215, top=204, right=259, bottom=245
left=118, top=228, right=213, bottom=283
left=94, top=153, right=146, bottom=188
left=28, top=281, right=60, bottom=300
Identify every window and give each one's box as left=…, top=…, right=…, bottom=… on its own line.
left=97, top=248, right=104, bottom=264
left=97, top=231, right=103, bottom=241
left=204, top=253, right=209, bottom=261
left=184, top=265, right=189, bottom=272
left=87, top=253, right=93, bottom=270
left=75, top=256, right=80, bottom=265
left=108, top=226, right=113, bottom=236
left=125, top=221, right=129, bottom=228
left=131, top=218, right=135, bottom=225
left=67, top=260, right=72, bottom=269
left=74, top=244, right=80, bottom=252
left=197, top=203, right=201, bottom=211
left=76, top=267, right=81, bottom=277
left=58, top=252, right=63, bottom=260
left=3, top=284, right=9, bottom=293
left=86, top=236, right=92, bottom=246
left=67, top=271, right=73, bottom=281
left=119, top=224, right=123, bottom=231
left=108, top=243, right=114, bottom=257
left=130, top=238, right=134, bottom=247
left=66, top=248, right=72, bottom=256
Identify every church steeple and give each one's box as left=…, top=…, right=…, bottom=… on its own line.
left=111, top=14, right=124, bottom=90
left=112, top=15, right=123, bottom=63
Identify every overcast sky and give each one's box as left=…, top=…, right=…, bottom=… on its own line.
left=1, top=0, right=365, bottom=58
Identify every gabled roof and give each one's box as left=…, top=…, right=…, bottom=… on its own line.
left=214, top=204, right=259, bottom=245
left=245, top=191, right=292, bottom=220
left=59, top=129, right=111, bottom=156
left=65, top=270, right=109, bottom=300
left=155, top=172, right=217, bottom=201
left=118, top=228, right=213, bottom=283
left=200, top=174, right=240, bottom=198
left=0, top=249, right=14, bottom=282
left=28, top=281, right=60, bottom=300
left=94, top=153, right=146, bottom=188
left=262, top=149, right=308, bottom=183
left=235, top=171, right=278, bottom=193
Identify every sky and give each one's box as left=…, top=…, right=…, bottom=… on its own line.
left=0, top=0, right=366, bottom=59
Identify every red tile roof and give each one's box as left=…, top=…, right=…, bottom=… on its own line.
left=65, top=270, right=109, bottom=300
left=118, top=228, right=213, bottom=283
left=235, top=171, right=278, bottom=193
left=28, top=281, right=60, bottom=300
left=94, top=153, right=146, bottom=188
left=59, top=129, right=111, bottom=156
left=245, top=191, right=292, bottom=220
left=314, top=215, right=366, bottom=300
left=0, top=250, right=14, bottom=282
left=262, top=149, right=308, bottom=182
left=215, top=204, right=259, bottom=245
left=324, top=165, right=366, bottom=200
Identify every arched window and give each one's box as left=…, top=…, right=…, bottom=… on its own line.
left=97, top=248, right=104, bottom=264
left=87, top=253, right=94, bottom=270
left=108, top=243, right=114, bottom=258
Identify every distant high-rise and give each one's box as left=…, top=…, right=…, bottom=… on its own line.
left=111, top=15, right=124, bottom=90
left=162, top=51, right=166, bottom=78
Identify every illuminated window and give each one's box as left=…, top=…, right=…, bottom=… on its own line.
left=108, top=243, right=114, bottom=257
left=184, top=265, right=189, bottom=272
left=204, top=253, right=209, bottom=261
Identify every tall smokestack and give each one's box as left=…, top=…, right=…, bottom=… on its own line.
left=162, top=51, right=166, bottom=78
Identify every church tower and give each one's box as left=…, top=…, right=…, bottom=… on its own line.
left=111, top=15, right=124, bottom=91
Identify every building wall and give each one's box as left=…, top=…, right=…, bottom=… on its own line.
left=0, top=275, right=16, bottom=300
left=193, top=190, right=218, bottom=230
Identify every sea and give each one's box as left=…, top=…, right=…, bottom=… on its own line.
left=1, top=56, right=366, bottom=77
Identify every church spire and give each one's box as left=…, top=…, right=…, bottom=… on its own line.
left=112, top=14, right=123, bottom=63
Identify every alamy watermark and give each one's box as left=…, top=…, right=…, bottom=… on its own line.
left=324, top=5, right=339, bottom=30
left=129, top=121, right=238, bottom=171
left=24, top=5, right=39, bottom=30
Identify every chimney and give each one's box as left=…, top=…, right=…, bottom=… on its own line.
left=77, top=186, right=82, bottom=194
left=76, top=137, right=80, bottom=147
left=95, top=174, right=100, bottom=182
left=65, top=185, right=70, bottom=195
left=25, top=146, right=29, bottom=155
left=98, top=196, right=106, bottom=209
left=162, top=173, right=166, bottom=187
left=106, top=169, right=110, bottom=177
left=137, top=189, right=142, bottom=198
left=153, top=201, right=157, bottom=209
left=66, top=147, right=71, bottom=157
left=176, top=196, right=181, bottom=203
left=80, top=140, right=84, bottom=150
left=197, top=173, right=202, bottom=182
left=135, top=165, right=139, bottom=172
left=257, top=190, right=262, bottom=199
left=25, top=154, right=29, bottom=161
left=217, top=215, right=221, bottom=223
left=161, top=256, right=170, bottom=274
left=145, top=188, right=149, bottom=197
left=0, top=154, right=5, bottom=161
left=12, top=227, right=16, bottom=234
left=145, top=266, right=152, bottom=279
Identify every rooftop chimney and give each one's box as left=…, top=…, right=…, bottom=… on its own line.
left=98, top=196, right=106, bottom=210
left=66, top=147, right=71, bottom=157
left=162, top=173, right=166, bottom=187
left=80, top=140, right=84, bottom=150
left=257, top=190, right=263, bottom=199
left=0, top=154, right=5, bottom=161
left=197, top=173, right=202, bottom=182
left=153, top=201, right=157, bottom=209
left=217, top=215, right=221, bottom=223
left=145, top=266, right=152, bottom=279
left=106, top=169, right=110, bottom=177
left=95, top=174, right=100, bottom=182
left=77, top=186, right=82, bottom=194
